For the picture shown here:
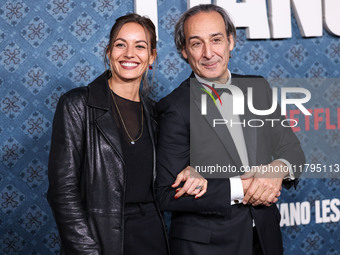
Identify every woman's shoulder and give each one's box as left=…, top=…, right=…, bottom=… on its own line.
left=57, top=86, right=89, bottom=110
left=60, top=71, right=109, bottom=104
left=63, top=86, right=88, bottom=98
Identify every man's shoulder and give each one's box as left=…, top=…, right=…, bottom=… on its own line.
left=158, top=76, right=191, bottom=104
left=231, top=73, right=266, bottom=82
left=231, top=73, right=262, bottom=78
left=231, top=73, right=269, bottom=90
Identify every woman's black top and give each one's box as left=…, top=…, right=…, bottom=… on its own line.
left=110, top=90, right=153, bottom=203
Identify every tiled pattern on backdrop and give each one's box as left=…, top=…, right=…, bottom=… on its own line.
left=0, top=0, right=339, bottom=254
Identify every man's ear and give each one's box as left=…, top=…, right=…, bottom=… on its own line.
left=181, top=47, right=188, bottom=60
left=228, top=35, right=235, bottom=51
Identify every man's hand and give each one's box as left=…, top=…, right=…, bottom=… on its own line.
left=241, top=161, right=288, bottom=206
left=172, top=166, right=208, bottom=199
left=241, top=177, right=253, bottom=195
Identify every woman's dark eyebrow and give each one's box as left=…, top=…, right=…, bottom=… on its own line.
left=114, top=38, right=126, bottom=42
left=113, top=38, right=148, bottom=44
left=136, top=40, right=148, bottom=44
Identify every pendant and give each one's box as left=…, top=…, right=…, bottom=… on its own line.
left=131, top=141, right=135, bottom=144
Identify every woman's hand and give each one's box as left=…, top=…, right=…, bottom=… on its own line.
left=172, top=166, right=208, bottom=199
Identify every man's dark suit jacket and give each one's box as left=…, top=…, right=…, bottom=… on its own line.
left=155, top=73, right=305, bottom=255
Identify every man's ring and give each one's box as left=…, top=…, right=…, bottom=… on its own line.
left=195, top=185, right=203, bottom=190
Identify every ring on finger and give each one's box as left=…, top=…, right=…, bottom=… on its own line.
left=195, top=185, right=203, bottom=190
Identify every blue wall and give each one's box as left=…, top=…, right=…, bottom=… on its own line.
left=0, top=0, right=339, bottom=254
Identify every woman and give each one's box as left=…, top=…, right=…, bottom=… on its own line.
left=47, top=14, right=172, bottom=255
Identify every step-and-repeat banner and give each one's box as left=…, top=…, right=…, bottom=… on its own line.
left=0, top=0, right=339, bottom=254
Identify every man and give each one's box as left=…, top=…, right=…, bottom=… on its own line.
left=155, top=4, right=305, bottom=255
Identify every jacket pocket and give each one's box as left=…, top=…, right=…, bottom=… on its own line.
left=170, top=224, right=211, bottom=244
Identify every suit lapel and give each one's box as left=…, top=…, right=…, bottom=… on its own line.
left=232, top=77, right=257, bottom=167
left=190, top=78, right=243, bottom=168
left=239, top=110, right=257, bottom=167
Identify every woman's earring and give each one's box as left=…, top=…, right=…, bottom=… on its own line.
left=149, top=65, right=153, bottom=70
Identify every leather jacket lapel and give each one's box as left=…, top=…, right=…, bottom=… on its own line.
left=140, top=95, right=157, bottom=181
left=87, top=71, right=124, bottom=161
left=95, top=109, right=124, bottom=161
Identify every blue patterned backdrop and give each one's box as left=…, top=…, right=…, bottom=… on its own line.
left=0, top=0, right=339, bottom=254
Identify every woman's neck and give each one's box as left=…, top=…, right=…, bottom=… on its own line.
left=108, top=75, right=141, bottom=102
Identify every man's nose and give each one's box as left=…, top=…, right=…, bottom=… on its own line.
left=203, top=43, right=213, bottom=59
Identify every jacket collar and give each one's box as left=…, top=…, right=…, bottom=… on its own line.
left=87, top=70, right=154, bottom=114
left=87, top=70, right=156, bottom=163
left=190, top=72, right=257, bottom=167
left=88, top=70, right=112, bottom=110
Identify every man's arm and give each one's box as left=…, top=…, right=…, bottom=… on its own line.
left=155, top=96, right=231, bottom=215
left=242, top=161, right=286, bottom=206
left=242, top=77, right=305, bottom=206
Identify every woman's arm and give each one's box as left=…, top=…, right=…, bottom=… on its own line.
left=47, top=90, right=100, bottom=255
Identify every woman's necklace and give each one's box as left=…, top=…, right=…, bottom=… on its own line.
left=110, top=90, right=143, bottom=144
